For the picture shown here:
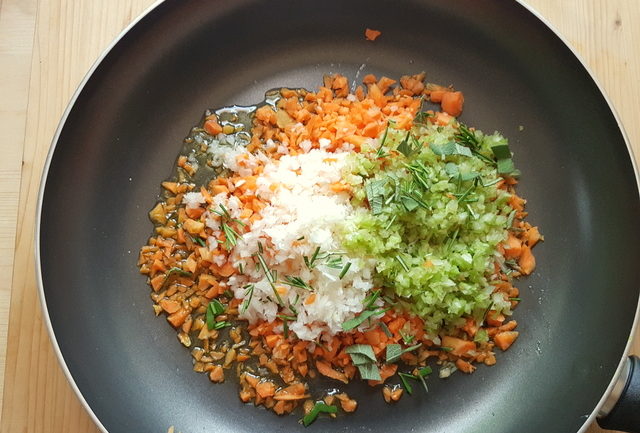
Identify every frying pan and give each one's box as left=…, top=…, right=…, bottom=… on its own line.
left=36, top=0, right=640, bottom=432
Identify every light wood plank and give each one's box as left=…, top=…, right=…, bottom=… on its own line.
left=0, top=0, right=39, bottom=421
left=0, top=0, right=156, bottom=432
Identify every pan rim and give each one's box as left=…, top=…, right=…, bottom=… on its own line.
left=33, top=1, right=640, bottom=432
left=512, top=2, right=640, bottom=431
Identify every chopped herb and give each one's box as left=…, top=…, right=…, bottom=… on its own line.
left=395, top=254, right=410, bottom=272
left=379, top=321, right=393, bottom=338
left=398, top=372, right=414, bottom=394
left=283, top=275, right=314, bottom=291
left=257, top=241, right=264, bottom=253
left=338, top=262, right=352, bottom=279
left=238, top=263, right=244, bottom=274
left=301, top=402, right=338, bottom=427
left=454, top=123, right=480, bottom=150
left=221, top=222, right=241, bottom=249
left=212, top=321, right=232, bottom=330
left=324, top=255, right=344, bottom=269
left=397, top=131, right=417, bottom=157
left=363, top=290, right=382, bottom=310
left=386, top=343, right=422, bottom=364
left=277, top=313, right=297, bottom=321
left=433, top=346, right=453, bottom=352
left=417, top=370, right=429, bottom=393
left=254, top=251, right=283, bottom=306
left=466, top=204, right=478, bottom=219
left=365, top=179, right=387, bottom=215
left=490, top=143, right=512, bottom=160
left=509, top=297, right=522, bottom=301
left=400, top=331, right=415, bottom=344
left=430, top=141, right=473, bottom=157
left=165, top=267, right=193, bottom=278
left=206, top=299, right=226, bottom=330
left=497, top=157, right=516, bottom=175
left=375, top=124, right=391, bottom=159
left=281, top=317, right=290, bottom=338
left=345, top=344, right=377, bottom=363
left=190, top=235, right=206, bottom=247
left=505, top=209, right=516, bottom=229
left=383, top=214, right=397, bottom=231
left=417, top=366, right=433, bottom=377
left=240, top=284, right=255, bottom=314
left=341, top=308, right=386, bottom=331
left=296, top=236, right=305, bottom=241
left=357, top=362, right=382, bottom=381
left=223, top=289, right=233, bottom=298
left=481, top=300, right=495, bottom=325
left=305, top=246, right=322, bottom=269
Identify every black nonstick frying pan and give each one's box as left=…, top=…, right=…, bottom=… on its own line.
left=37, top=1, right=640, bottom=432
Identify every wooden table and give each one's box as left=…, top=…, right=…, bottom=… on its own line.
left=0, top=1, right=638, bottom=431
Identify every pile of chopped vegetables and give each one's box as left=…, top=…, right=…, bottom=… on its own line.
left=138, top=72, right=541, bottom=426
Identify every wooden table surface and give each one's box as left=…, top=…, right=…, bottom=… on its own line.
left=0, top=1, right=638, bottom=432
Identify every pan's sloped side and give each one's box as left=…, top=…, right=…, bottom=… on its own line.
left=38, top=0, right=640, bottom=432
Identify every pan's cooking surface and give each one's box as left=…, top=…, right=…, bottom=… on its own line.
left=39, top=0, right=640, bottom=432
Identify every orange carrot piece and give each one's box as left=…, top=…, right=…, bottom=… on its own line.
left=441, top=336, right=476, bottom=356
left=256, top=381, right=276, bottom=398
left=494, top=331, right=519, bottom=351
left=518, top=245, right=536, bottom=275
left=316, top=360, right=348, bottom=384
left=429, top=89, right=447, bottom=103
left=204, top=118, right=223, bottom=135
left=503, top=234, right=523, bottom=259
left=441, top=91, right=464, bottom=117
left=364, top=28, right=382, bottom=41
left=159, top=299, right=181, bottom=314
left=455, top=359, right=476, bottom=374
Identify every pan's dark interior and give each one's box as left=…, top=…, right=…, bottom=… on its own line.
left=39, top=0, right=640, bottom=432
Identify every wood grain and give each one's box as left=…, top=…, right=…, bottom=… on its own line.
left=0, top=1, right=637, bottom=432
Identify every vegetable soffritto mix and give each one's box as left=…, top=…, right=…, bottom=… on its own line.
left=138, top=73, right=542, bottom=426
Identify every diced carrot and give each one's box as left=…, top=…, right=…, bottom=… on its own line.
left=368, top=83, right=386, bottom=108
left=527, top=226, right=542, bottom=247
left=503, top=234, right=523, bottom=259
left=167, top=308, right=189, bottom=328
left=183, top=218, right=204, bottom=235
left=211, top=184, right=229, bottom=195
left=244, top=373, right=260, bottom=388
left=304, top=294, right=316, bottom=305
left=161, top=181, right=179, bottom=194
left=214, top=261, right=236, bottom=277
left=441, top=336, right=476, bottom=356
left=204, top=118, right=223, bottom=135
left=160, top=299, right=181, bottom=314
left=209, top=365, right=225, bottom=382
left=362, top=74, right=377, bottom=85
left=518, top=245, right=536, bottom=275
left=486, top=310, right=505, bottom=327
left=265, top=334, right=282, bottom=349
left=462, top=317, right=478, bottom=338
left=433, top=111, right=452, bottom=126
left=429, top=89, right=447, bottom=103
left=150, top=274, right=165, bottom=292
left=455, top=359, right=476, bottom=374
left=316, top=360, right=348, bottom=384
left=494, top=331, right=519, bottom=351
left=256, top=381, right=276, bottom=398
left=387, top=317, right=406, bottom=334
left=273, top=383, right=307, bottom=400
left=364, top=28, right=381, bottom=41
left=509, top=194, right=525, bottom=212
left=441, top=91, right=464, bottom=117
